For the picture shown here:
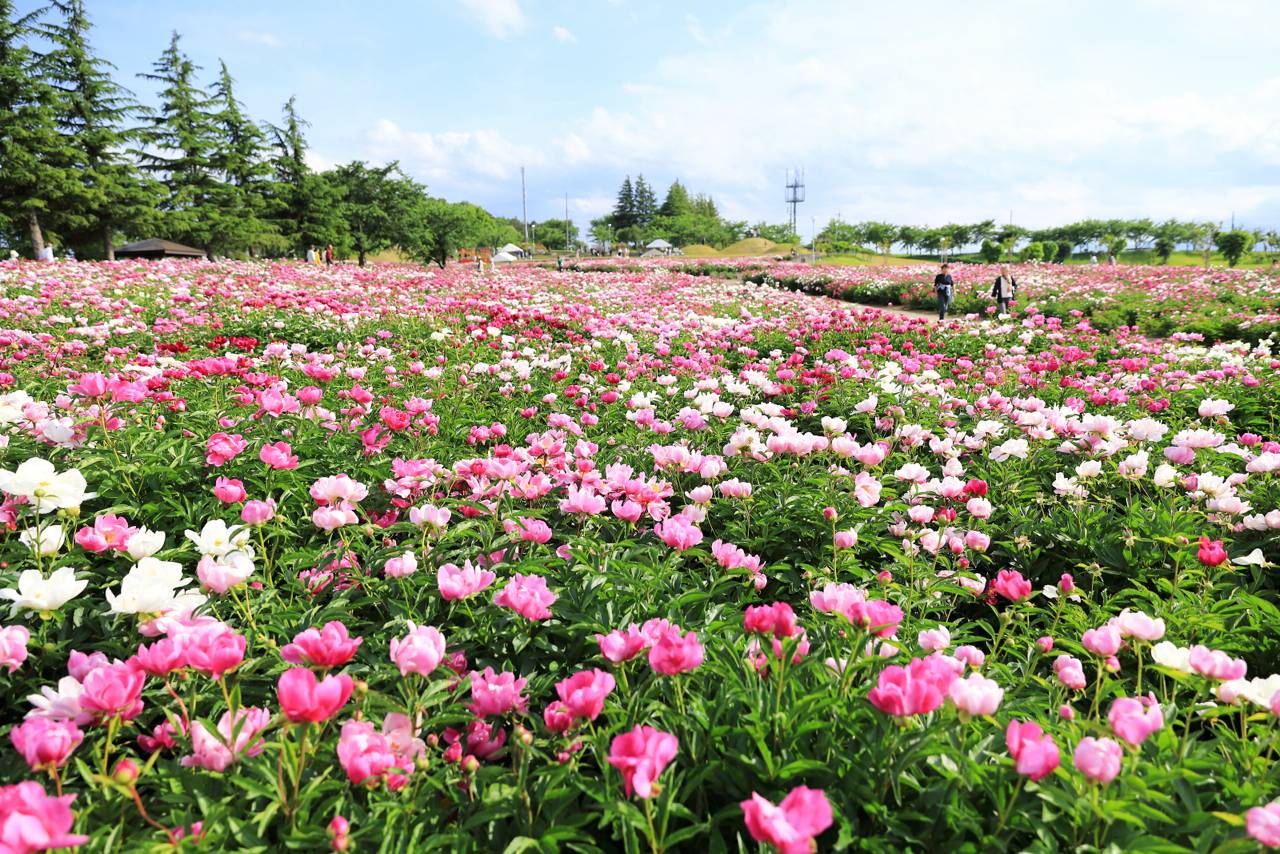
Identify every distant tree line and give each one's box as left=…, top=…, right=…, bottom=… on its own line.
left=589, top=176, right=798, bottom=250
left=0, top=1, right=524, bottom=264
left=817, top=218, right=1277, bottom=267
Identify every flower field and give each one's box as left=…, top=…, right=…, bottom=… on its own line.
left=0, top=257, right=1279, bottom=851
left=738, top=262, right=1280, bottom=343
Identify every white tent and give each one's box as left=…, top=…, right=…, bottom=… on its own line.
left=499, top=243, right=525, bottom=256
left=492, top=251, right=518, bottom=263
left=646, top=239, right=673, bottom=250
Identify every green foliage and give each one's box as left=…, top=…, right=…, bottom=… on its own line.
left=1154, top=236, right=1175, bottom=263
left=979, top=239, right=1002, bottom=263
left=325, top=160, right=422, bottom=265
left=1018, top=241, right=1044, bottom=262
left=1214, top=230, right=1254, bottom=267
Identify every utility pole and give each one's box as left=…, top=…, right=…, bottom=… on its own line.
left=811, top=216, right=817, bottom=263
left=521, top=167, right=528, bottom=244
left=565, top=192, right=570, bottom=250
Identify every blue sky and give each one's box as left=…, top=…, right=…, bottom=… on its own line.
left=23, top=0, right=1280, bottom=235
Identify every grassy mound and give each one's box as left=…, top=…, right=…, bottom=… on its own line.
left=720, top=237, right=779, bottom=256
left=681, top=244, right=719, bottom=258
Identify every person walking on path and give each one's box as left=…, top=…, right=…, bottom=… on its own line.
left=991, top=265, right=1017, bottom=315
left=306, top=245, right=316, bottom=263
left=934, top=262, right=955, bottom=321
left=324, top=245, right=334, bottom=266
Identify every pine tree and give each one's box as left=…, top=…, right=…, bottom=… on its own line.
left=266, top=96, right=343, bottom=254
left=658, top=180, right=691, bottom=218
left=208, top=59, right=278, bottom=255
left=0, top=0, right=78, bottom=254
left=41, top=0, right=154, bottom=258
left=134, top=32, right=221, bottom=250
left=610, top=176, right=635, bottom=232
left=633, top=174, right=657, bottom=227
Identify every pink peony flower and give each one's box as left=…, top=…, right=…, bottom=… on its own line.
left=596, top=625, right=649, bottom=663
left=9, top=718, right=83, bottom=771
left=0, top=625, right=29, bottom=672
left=1005, top=720, right=1060, bottom=781
left=259, top=441, right=299, bottom=470
left=212, top=476, right=247, bottom=504
left=1247, top=802, right=1280, bottom=848
left=1196, top=536, right=1227, bottom=567
left=648, top=626, right=704, bottom=675
left=205, top=432, right=248, bottom=466
left=653, top=515, right=703, bottom=551
left=741, top=786, right=833, bottom=854
left=181, top=707, right=271, bottom=772
left=554, top=669, right=616, bottom=722
left=608, top=725, right=678, bottom=799
left=0, top=781, right=89, bottom=851
left=1082, top=625, right=1123, bottom=657
left=868, top=655, right=957, bottom=716
left=467, top=667, right=528, bottom=717
left=79, top=661, right=145, bottom=723
left=493, top=574, right=556, bottom=621
left=1107, top=696, right=1164, bottom=746
left=947, top=672, right=1004, bottom=717
left=276, top=668, right=353, bottom=723
left=991, top=569, right=1032, bottom=602
left=389, top=622, right=446, bottom=677
left=281, top=621, right=363, bottom=669
left=73, top=513, right=136, bottom=553
left=240, top=498, right=277, bottom=525
left=438, top=560, right=497, bottom=601
left=1053, top=655, right=1087, bottom=691
left=1188, top=645, right=1247, bottom=681
left=1073, top=736, right=1122, bottom=785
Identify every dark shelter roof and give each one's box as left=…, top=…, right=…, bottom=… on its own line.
left=116, top=238, right=207, bottom=258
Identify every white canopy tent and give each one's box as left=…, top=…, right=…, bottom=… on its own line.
left=646, top=239, right=673, bottom=250
left=492, top=251, right=518, bottom=263
left=499, top=243, right=525, bottom=257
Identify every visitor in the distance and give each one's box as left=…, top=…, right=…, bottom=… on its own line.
left=991, top=265, right=1017, bottom=315
left=934, top=262, right=954, bottom=321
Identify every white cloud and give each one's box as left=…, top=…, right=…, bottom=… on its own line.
left=236, top=30, right=281, bottom=48
left=552, top=25, right=576, bottom=44
left=684, top=14, right=710, bottom=45
left=544, top=2, right=1280, bottom=227
left=458, top=0, right=527, bottom=39
left=365, top=119, right=542, bottom=187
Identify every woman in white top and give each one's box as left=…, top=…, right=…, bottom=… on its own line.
left=991, top=265, right=1017, bottom=315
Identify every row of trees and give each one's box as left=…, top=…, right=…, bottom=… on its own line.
left=589, top=176, right=797, bottom=250
left=816, top=218, right=1277, bottom=267
left=0, top=2, right=523, bottom=263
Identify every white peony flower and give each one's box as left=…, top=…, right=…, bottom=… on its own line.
left=184, top=520, right=251, bottom=558
left=0, top=458, right=95, bottom=513
left=125, top=528, right=166, bottom=560
left=1150, top=641, right=1192, bottom=673
left=0, top=566, right=87, bottom=616
left=18, top=524, right=65, bottom=556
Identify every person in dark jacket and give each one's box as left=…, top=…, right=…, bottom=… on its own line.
left=991, top=265, right=1017, bottom=314
left=933, top=262, right=954, bottom=320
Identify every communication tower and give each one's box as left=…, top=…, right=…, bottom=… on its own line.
left=785, top=168, right=805, bottom=237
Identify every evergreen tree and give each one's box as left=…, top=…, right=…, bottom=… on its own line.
left=633, top=174, right=657, bottom=227
left=610, top=176, right=635, bottom=232
left=41, top=0, right=154, bottom=258
left=0, top=0, right=78, bottom=254
left=690, top=193, right=718, bottom=220
left=134, top=32, right=221, bottom=250
left=266, top=96, right=342, bottom=254
left=208, top=59, right=278, bottom=255
left=658, top=180, right=691, bottom=218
